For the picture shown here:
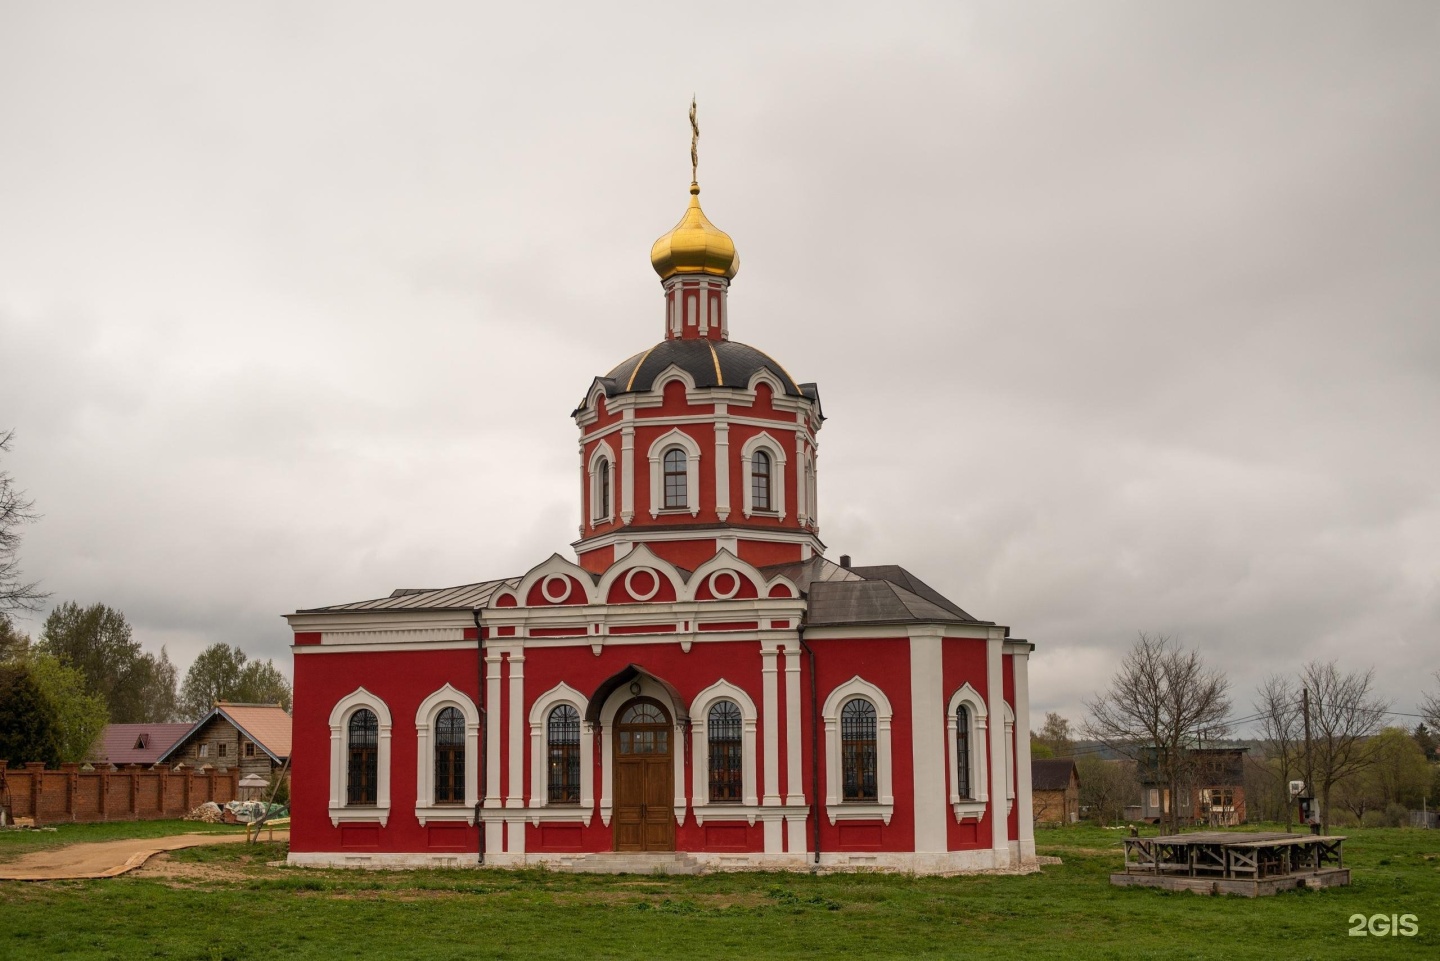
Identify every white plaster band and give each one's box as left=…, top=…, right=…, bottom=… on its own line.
left=625, top=567, right=660, bottom=601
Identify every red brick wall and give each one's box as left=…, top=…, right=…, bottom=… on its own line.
left=0, top=760, right=239, bottom=825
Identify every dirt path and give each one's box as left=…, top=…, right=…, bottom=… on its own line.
left=0, top=830, right=288, bottom=881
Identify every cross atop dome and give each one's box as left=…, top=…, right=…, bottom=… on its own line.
left=649, top=101, right=739, bottom=341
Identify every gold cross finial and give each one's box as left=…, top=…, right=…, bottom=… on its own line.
left=689, top=96, right=699, bottom=184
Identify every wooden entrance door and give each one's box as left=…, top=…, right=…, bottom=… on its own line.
left=613, top=697, right=675, bottom=852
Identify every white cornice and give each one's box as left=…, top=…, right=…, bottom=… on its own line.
left=294, top=640, right=478, bottom=655
left=802, top=624, right=1004, bottom=641
left=574, top=525, right=825, bottom=554
left=285, top=611, right=477, bottom=633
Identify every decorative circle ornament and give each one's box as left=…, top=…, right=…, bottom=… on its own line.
left=624, top=567, right=660, bottom=602
left=709, top=570, right=740, bottom=600
left=541, top=574, right=572, bottom=604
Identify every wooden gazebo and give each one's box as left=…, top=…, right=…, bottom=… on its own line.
left=1112, top=832, right=1349, bottom=896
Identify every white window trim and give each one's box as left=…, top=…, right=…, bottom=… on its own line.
left=647, top=428, right=701, bottom=518
left=413, top=684, right=480, bottom=825
left=689, top=679, right=759, bottom=822
left=527, top=682, right=593, bottom=824
left=822, top=676, right=894, bottom=825
left=740, top=432, right=787, bottom=521
left=946, top=684, right=989, bottom=822
left=588, top=440, right=616, bottom=528
left=1004, top=702, right=1015, bottom=816
left=328, top=687, right=392, bottom=827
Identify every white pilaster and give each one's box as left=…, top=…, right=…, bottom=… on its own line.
left=986, top=634, right=1009, bottom=864
left=783, top=645, right=802, bottom=805
left=761, top=647, right=781, bottom=806
left=910, top=631, right=946, bottom=852
left=620, top=415, right=635, bottom=525
left=714, top=404, right=730, bottom=521
left=506, top=652, right=525, bottom=809
left=1014, top=648, right=1035, bottom=858
left=485, top=653, right=502, bottom=808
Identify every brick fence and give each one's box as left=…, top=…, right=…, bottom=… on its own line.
left=0, top=760, right=239, bottom=825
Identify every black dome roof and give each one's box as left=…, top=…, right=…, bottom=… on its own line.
left=600, top=339, right=806, bottom=398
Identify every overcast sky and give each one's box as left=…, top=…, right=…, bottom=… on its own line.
left=2, top=1, right=1436, bottom=732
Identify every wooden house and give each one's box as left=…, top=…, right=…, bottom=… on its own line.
left=158, top=702, right=291, bottom=784
left=1031, top=758, right=1080, bottom=825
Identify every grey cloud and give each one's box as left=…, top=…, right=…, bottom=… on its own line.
left=2, top=1, right=1436, bottom=729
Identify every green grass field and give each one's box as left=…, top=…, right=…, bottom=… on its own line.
left=0, top=824, right=1435, bottom=959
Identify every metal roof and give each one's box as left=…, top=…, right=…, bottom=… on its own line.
left=157, top=703, right=292, bottom=764
left=89, top=723, right=192, bottom=766
left=296, top=576, right=519, bottom=614
left=602, top=339, right=804, bottom=397
left=1032, top=758, right=1080, bottom=791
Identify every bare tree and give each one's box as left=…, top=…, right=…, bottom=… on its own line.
left=0, top=430, right=49, bottom=622
left=1301, top=660, right=1390, bottom=834
left=1083, top=633, right=1231, bottom=834
left=1421, top=671, right=1440, bottom=731
left=1077, top=756, right=1138, bottom=825
left=1253, top=673, right=1303, bottom=831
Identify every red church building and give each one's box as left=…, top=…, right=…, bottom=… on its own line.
left=285, top=159, right=1037, bottom=873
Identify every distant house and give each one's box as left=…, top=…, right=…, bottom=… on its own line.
left=1137, top=746, right=1247, bottom=826
left=89, top=723, right=193, bottom=767
left=157, top=702, right=291, bottom=783
left=1031, top=758, right=1080, bottom=825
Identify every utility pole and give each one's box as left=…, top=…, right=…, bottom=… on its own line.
left=1302, top=686, right=1318, bottom=835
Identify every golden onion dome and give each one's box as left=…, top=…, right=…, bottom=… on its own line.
left=649, top=182, right=739, bottom=281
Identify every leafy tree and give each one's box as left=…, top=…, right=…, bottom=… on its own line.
left=1412, top=723, right=1437, bottom=763
left=0, top=430, right=49, bottom=621
left=0, top=661, right=60, bottom=765
left=180, top=643, right=292, bottom=719
left=26, top=653, right=107, bottom=763
left=36, top=602, right=178, bottom=723
left=1029, top=739, right=1054, bottom=760
left=1083, top=633, right=1231, bottom=834
left=0, top=617, right=30, bottom=663
left=236, top=658, right=292, bottom=712
left=1036, top=712, right=1075, bottom=757
left=1334, top=727, right=1430, bottom=820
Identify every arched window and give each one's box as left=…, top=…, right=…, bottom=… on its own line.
left=597, top=459, right=611, bottom=519
left=955, top=704, right=971, bottom=800
left=663, top=447, right=687, bottom=509
left=840, top=698, right=877, bottom=802
left=547, top=704, right=581, bottom=804
left=751, top=450, right=772, bottom=512
left=707, top=700, right=743, bottom=802
left=433, top=706, right=465, bottom=804
left=347, top=709, right=378, bottom=806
